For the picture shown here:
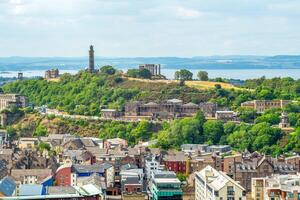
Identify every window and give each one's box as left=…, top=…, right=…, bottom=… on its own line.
left=227, top=186, right=234, bottom=196
left=214, top=191, right=219, bottom=197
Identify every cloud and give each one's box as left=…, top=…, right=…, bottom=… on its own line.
left=0, top=0, right=299, bottom=56
left=175, top=6, right=202, bottom=19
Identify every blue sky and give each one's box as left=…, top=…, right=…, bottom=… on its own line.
left=0, top=0, right=300, bottom=57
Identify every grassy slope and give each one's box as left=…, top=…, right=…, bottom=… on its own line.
left=127, top=77, right=242, bottom=90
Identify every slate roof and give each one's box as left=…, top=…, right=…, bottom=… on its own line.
left=19, top=185, right=43, bottom=196
left=120, top=163, right=138, bottom=171
left=80, top=139, right=97, bottom=147
left=64, top=150, right=93, bottom=161
left=72, top=164, right=105, bottom=174
left=0, top=176, right=16, bottom=196
left=152, top=171, right=177, bottom=179
left=11, top=169, right=52, bottom=183
left=47, top=186, right=77, bottom=195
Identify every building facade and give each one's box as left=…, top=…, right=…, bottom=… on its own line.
left=241, top=100, right=293, bottom=113
left=150, top=171, right=182, bottom=200
left=0, top=94, right=27, bottom=111
left=125, top=100, right=217, bottom=120
left=45, top=69, right=59, bottom=79
left=252, top=174, right=300, bottom=200
left=195, top=165, right=246, bottom=200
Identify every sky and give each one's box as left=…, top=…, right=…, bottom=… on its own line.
left=0, top=0, right=300, bottom=57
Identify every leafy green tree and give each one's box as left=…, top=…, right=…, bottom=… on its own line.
left=238, top=107, right=257, bottom=123
left=100, top=65, right=116, bottom=75
left=138, top=69, right=152, bottom=79
left=203, top=120, right=224, bottom=144
left=34, top=124, right=48, bottom=137
left=38, top=142, right=51, bottom=152
left=176, top=173, right=187, bottom=182
left=6, top=126, right=17, bottom=140
left=126, top=69, right=140, bottom=78
left=131, top=121, right=152, bottom=142
left=255, top=113, right=280, bottom=125
left=227, top=129, right=249, bottom=150
left=197, top=71, right=208, bottom=81
left=174, top=69, right=193, bottom=81
left=156, top=130, right=171, bottom=149
left=249, top=122, right=282, bottom=152
left=223, top=122, right=236, bottom=135
left=257, top=88, right=274, bottom=100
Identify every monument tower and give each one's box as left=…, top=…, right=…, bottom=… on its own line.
left=89, top=45, right=95, bottom=73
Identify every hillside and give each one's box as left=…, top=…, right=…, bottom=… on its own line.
left=3, top=70, right=249, bottom=116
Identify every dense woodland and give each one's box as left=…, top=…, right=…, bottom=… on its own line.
left=2, top=67, right=300, bottom=156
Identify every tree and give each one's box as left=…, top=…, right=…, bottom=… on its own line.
left=131, top=121, right=152, bottom=142
left=214, top=84, right=222, bottom=90
left=174, top=69, right=193, bottom=81
left=197, top=71, right=208, bottom=81
left=156, top=130, right=171, bottom=149
left=203, top=120, right=224, bottom=144
left=34, top=124, right=48, bottom=137
left=238, top=107, right=257, bottom=123
left=6, top=126, right=17, bottom=140
left=100, top=65, right=116, bottom=75
left=138, top=69, right=152, bottom=79
left=254, top=113, right=280, bottom=125
left=127, top=69, right=140, bottom=78
left=38, top=142, right=51, bottom=152
left=176, top=173, right=187, bottom=182
left=248, top=122, right=282, bottom=152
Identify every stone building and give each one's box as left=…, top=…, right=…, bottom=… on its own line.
left=225, top=155, right=297, bottom=192
left=215, top=111, right=238, bottom=121
left=45, top=69, right=59, bottom=79
left=241, top=100, right=293, bottom=113
left=125, top=99, right=217, bottom=120
left=0, top=94, right=27, bottom=111
left=101, top=109, right=120, bottom=118
left=139, top=64, right=161, bottom=76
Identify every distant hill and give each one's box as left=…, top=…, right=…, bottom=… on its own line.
left=1, top=55, right=300, bottom=72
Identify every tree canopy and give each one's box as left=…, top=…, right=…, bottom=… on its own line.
left=197, top=71, right=209, bottom=81
left=174, top=69, right=193, bottom=81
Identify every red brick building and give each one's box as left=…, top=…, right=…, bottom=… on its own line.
left=162, top=153, right=187, bottom=173
left=55, top=164, right=72, bottom=186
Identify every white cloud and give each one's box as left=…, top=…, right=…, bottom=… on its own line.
left=175, top=6, right=202, bottom=19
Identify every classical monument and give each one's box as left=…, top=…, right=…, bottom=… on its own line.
left=241, top=100, right=293, bottom=113
left=88, top=45, right=96, bottom=73
left=45, top=69, right=59, bottom=79
left=139, top=64, right=161, bottom=76
left=124, top=99, right=217, bottom=120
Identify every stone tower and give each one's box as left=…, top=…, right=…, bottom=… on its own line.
left=17, top=72, right=23, bottom=80
left=89, top=45, right=95, bottom=73
left=279, top=112, right=290, bottom=128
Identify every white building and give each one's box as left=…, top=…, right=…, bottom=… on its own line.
left=252, top=174, right=300, bottom=200
left=145, top=156, right=164, bottom=180
left=195, top=165, right=246, bottom=200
